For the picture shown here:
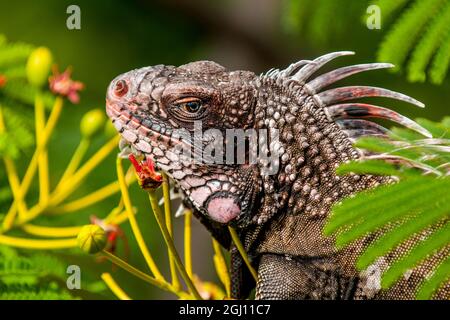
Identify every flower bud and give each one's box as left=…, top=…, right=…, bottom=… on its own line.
left=77, top=224, right=107, bottom=254
left=26, top=47, right=53, bottom=87
left=80, top=109, right=106, bottom=138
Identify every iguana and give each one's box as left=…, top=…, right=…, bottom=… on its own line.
left=105, top=52, right=449, bottom=300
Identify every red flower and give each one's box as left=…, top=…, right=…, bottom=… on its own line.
left=0, top=74, right=7, bottom=88
left=128, top=154, right=163, bottom=190
left=49, top=66, right=84, bottom=103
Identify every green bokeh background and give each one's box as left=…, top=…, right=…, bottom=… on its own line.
left=0, top=0, right=448, bottom=299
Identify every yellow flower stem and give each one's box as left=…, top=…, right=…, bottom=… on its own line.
left=55, top=137, right=90, bottom=191
left=101, top=273, right=132, bottom=300
left=21, top=209, right=130, bottom=238
left=49, top=135, right=119, bottom=206
left=212, top=238, right=231, bottom=297
left=1, top=158, right=27, bottom=231
left=0, top=234, right=77, bottom=249
left=21, top=224, right=82, bottom=238
left=0, top=106, right=28, bottom=231
left=116, top=157, right=164, bottom=281
left=161, top=173, right=180, bottom=290
left=5, top=97, right=64, bottom=221
left=49, top=170, right=134, bottom=215
left=228, top=226, right=258, bottom=282
left=101, top=250, right=190, bottom=299
left=184, top=210, right=193, bottom=278
left=148, top=192, right=202, bottom=300
left=35, top=91, right=49, bottom=204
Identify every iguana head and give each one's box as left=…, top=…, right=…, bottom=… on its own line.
left=106, top=52, right=430, bottom=227
left=106, top=61, right=262, bottom=226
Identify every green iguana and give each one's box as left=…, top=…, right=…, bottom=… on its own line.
left=105, top=52, right=449, bottom=299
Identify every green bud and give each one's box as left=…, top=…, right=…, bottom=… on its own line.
left=26, top=47, right=53, bottom=87
left=77, top=224, right=107, bottom=254
left=80, top=109, right=106, bottom=138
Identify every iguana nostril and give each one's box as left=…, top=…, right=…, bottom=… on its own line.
left=114, top=79, right=128, bottom=97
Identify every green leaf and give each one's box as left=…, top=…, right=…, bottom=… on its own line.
left=430, top=29, right=450, bottom=84
left=407, top=1, right=450, bottom=82
left=334, top=179, right=450, bottom=248
left=356, top=200, right=449, bottom=269
left=324, top=177, right=431, bottom=235
left=336, top=159, right=400, bottom=176
left=377, top=0, right=445, bottom=71
left=416, top=255, right=450, bottom=299
left=381, top=221, right=450, bottom=289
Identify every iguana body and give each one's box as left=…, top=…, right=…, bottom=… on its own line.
left=106, top=52, right=449, bottom=299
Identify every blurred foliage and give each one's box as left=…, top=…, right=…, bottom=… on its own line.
left=0, top=245, right=73, bottom=299
left=0, top=35, right=55, bottom=159
left=325, top=118, right=450, bottom=299
left=283, top=0, right=450, bottom=84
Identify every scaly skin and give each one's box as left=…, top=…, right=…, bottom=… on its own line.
left=106, top=53, right=449, bottom=299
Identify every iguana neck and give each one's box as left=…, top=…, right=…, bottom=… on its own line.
left=247, top=76, right=387, bottom=226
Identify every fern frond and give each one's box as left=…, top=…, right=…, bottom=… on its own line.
left=324, top=177, right=427, bottom=235
left=336, top=159, right=401, bottom=176
left=430, top=29, right=450, bottom=84
left=0, top=40, right=34, bottom=69
left=307, top=0, right=341, bottom=47
left=0, top=246, right=74, bottom=300
left=357, top=203, right=448, bottom=270
left=2, top=80, right=55, bottom=110
left=416, top=255, right=450, bottom=300
left=333, top=178, right=449, bottom=248
left=326, top=118, right=450, bottom=298
left=369, top=0, right=410, bottom=22
left=381, top=221, right=450, bottom=289
left=0, top=104, right=35, bottom=158
left=377, top=0, right=445, bottom=71
left=283, top=0, right=366, bottom=48
left=407, top=1, right=450, bottom=82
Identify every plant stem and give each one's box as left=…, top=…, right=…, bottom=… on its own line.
left=35, top=91, right=50, bottom=204
left=0, top=234, right=77, bottom=249
left=49, top=135, right=119, bottom=206
left=148, top=192, right=202, bottom=300
left=1, top=158, right=27, bottom=231
left=101, top=272, right=131, bottom=300
left=49, top=169, right=134, bottom=214
left=55, top=137, right=90, bottom=191
left=228, top=226, right=258, bottom=282
left=101, top=250, right=190, bottom=299
left=21, top=224, right=82, bottom=238
left=6, top=97, right=64, bottom=221
left=21, top=209, right=130, bottom=238
left=0, top=106, right=28, bottom=230
left=212, top=238, right=231, bottom=297
left=116, top=157, right=164, bottom=281
left=184, top=209, right=193, bottom=278
left=162, top=173, right=180, bottom=290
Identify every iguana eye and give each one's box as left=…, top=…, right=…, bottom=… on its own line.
left=177, top=98, right=203, bottom=114
left=182, top=100, right=201, bottom=113
left=170, top=97, right=207, bottom=121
